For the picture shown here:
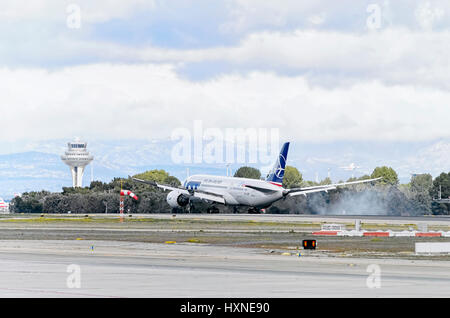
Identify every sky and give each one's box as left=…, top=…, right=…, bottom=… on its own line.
left=0, top=1, right=449, bottom=177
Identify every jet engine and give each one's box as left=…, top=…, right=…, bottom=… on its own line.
left=166, top=190, right=190, bottom=208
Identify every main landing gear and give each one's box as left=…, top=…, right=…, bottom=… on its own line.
left=206, top=206, right=220, bottom=214
left=248, top=207, right=264, bottom=214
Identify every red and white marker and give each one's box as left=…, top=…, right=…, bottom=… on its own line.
left=120, top=190, right=139, bottom=201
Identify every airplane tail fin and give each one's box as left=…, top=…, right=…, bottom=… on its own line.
left=266, top=142, right=290, bottom=186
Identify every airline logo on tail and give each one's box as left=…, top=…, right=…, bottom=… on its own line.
left=266, top=142, right=290, bottom=186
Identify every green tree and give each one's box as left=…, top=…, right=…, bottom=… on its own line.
left=410, top=173, right=433, bottom=214
left=282, top=166, right=303, bottom=188
left=431, top=172, right=450, bottom=199
left=132, top=169, right=181, bottom=187
left=133, top=169, right=171, bottom=183
left=371, top=166, right=399, bottom=186
left=319, top=177, right=332, bottom=185
left=234, top=166, right=261, bottom=179
left=62, top=186, right=91, bottom=195
left=10, top=192, right=45, bottom=213
left=89, top=181, right=110, bottom=192
left=431, top=172, right=450, bottom=215
left=165, top=175, right=182, bottom=187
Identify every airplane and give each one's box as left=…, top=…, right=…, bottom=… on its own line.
left=131, top=142, right=381, bottom=213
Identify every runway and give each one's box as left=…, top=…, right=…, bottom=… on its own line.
left=0, top=240, right=449, bottom=298
left=133, top=213, right=450, bottom=226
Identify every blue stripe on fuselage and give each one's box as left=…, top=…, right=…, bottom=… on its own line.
left=185, top=181, right=201, bottom=190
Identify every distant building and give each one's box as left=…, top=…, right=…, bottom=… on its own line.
left=0, top=198, right=9, bottom=213
left=61, top=138, right=94, bottom=187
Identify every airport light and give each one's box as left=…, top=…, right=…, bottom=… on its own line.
left=303, top=240, right=316, bottom=250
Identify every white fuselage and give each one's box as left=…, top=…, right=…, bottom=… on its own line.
left=183, top=175, right=284, bottom=208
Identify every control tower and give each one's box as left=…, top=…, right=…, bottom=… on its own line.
left=61, top=138, right=94, bottom=187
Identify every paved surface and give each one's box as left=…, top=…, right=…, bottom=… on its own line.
left=0, top=240, right=449, bottom=298
left=145, top=213, right=450, bottom=225
left=4, top=213, right=450, bottom=223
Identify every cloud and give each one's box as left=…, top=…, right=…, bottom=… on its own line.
left=116, top=28, right=450, bottom=91
left=4, top=24, right=450, bottom=91
left=219, top=1, right=321, bottom=33
left=1, top=1, right=449, bottom=148
left=2, top=1, right=450, bottom=36
left=308, top=13, right=326, bottom=26
left=1, top=1, right=449, bottom=94
left=0, top=63, right=448, bottom=144
left=415, top=1, right=445, bottom=30
left=0, top=0, right=156, bottom=23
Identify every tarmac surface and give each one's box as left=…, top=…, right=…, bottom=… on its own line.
left=143, top=213, right=450, bottom=224
left=0, top=214, right=448, bottom=297
left=0, top=240, right=449, bottom=298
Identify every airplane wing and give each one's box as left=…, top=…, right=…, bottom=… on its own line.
left=286, top=177, right=382, bottom=197
left=243, top=184, right=279, bottom=194
left=131, top=177, right=226, bottom=204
